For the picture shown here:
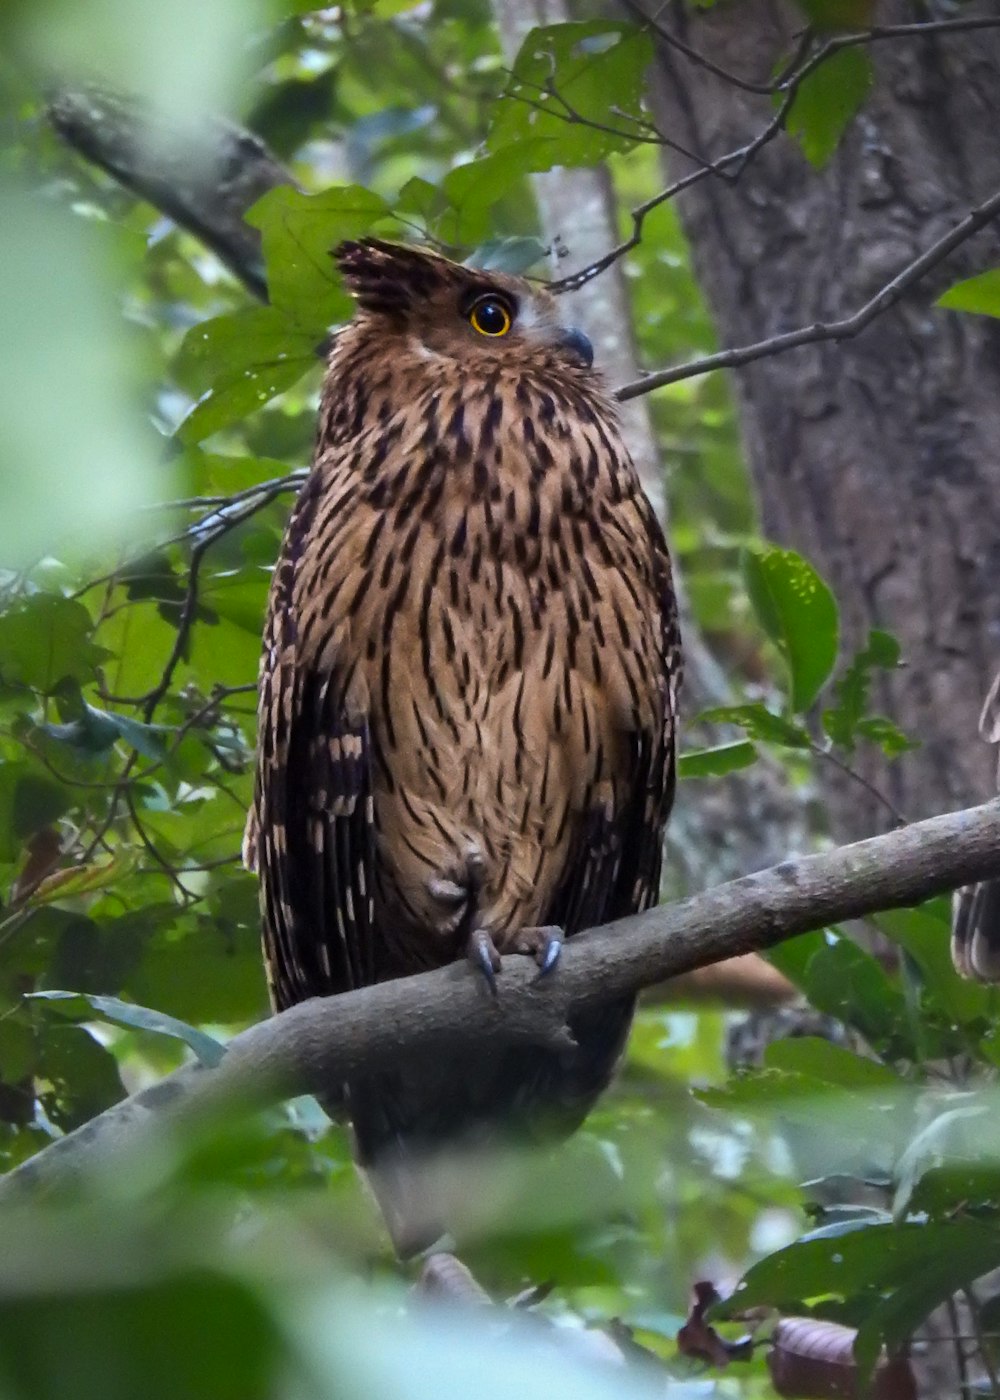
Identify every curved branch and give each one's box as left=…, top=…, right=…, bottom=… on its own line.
left=615, top=185, right=1000, bottom=401
left=5, top=796, right=1000, bottom=1204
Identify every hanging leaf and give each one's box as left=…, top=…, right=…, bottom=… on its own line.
left=937, top=268, right=1000, bottom=319
left=743, top=544, right=839, bottom=713
left=786, top=47, right=872, bottom=169
left=822, top=629, right=901, bottom=751
left=245, top=183, right=393, bottom=333
left=29, top=990, right=226, bottom=1067
left=677, top=740, right=758, bottom=778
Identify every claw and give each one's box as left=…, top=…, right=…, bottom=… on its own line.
left=539, top=928, right=563, bottom=975
left=468, top=928, right=501, bottom=996
left=510, top=924, right=564, bottom=976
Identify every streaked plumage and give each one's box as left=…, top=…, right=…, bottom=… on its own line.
left=952, top=668, right=1000, bottom=981
left=243, top=239, right=681, bottom=1251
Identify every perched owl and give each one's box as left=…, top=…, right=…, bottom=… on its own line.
left=243, top=239, right=681, bottom=1253
left=952, top=668, right=1000, bottom=981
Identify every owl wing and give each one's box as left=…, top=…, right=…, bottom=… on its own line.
left=553, top=494, right=681, bottom=937
left=243, top=469, right=377, bottom=1012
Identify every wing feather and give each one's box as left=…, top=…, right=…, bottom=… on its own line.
left=244, top=471, right=376, bottom=1012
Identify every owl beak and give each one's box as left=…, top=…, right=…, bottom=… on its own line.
left=553, top=326, right=594, bottom=369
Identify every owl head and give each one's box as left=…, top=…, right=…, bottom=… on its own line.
left=333, top=238, right=594, bottom=378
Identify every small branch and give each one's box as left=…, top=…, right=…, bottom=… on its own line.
left=629, top=6, right=1000, bottom=98
left=615, top=185, right=1000, bottom=400
left=5, top=796, right=1000, bottom=1205
left=810, top=742, right=909, bottom=830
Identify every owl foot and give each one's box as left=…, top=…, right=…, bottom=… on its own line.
left=467, top=928, right=502, bottom=995
left=466, top=924, right=564, bottom=994
left=509, top=924, right=563, bottom=975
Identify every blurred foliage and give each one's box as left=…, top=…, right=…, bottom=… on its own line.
left=0, top=2, right=996, bottom=1397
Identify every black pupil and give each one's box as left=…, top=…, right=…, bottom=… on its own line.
left=476, top=300, right=507, bottom=333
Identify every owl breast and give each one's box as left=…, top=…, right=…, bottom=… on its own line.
left=302, top=371, right=667, bottom=977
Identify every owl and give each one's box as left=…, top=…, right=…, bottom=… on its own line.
left=952, top=667, right=1000, bottom=981
left=243, top=239, right=682, bottom=1253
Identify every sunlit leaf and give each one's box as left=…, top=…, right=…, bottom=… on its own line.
left=938, top=268, right=1000, bottom=319
left=488, top=22, right=654, bottom=168
left=743, top=544, right=839, bottom=712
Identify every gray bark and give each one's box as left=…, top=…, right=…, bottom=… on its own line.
left=640, top=0, right=1000, bottom=841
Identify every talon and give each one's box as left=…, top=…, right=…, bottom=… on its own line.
left=510, top=924, right=564, bottom=975
left=468, top=928, right=501, bottom=995
left=539, top=929, right=563, bottom=975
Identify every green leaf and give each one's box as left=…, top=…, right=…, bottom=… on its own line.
left=465, top=237, right=548, bottom=275
left=177, top=357, right=315, bottom=445
left=488, top=22, right=653, bottom=169
left=822, top=629, right=901, bottom=752
left=786, top=47, right=872, bottom=169
left=763, top=1037, right=900, bottom=1089
left=0, top=595, right=107, bottom=693
left=716, top=1220, right=1000, bottom=1380
left=34, top=1023, right=124, bottom=1130
left=42, top=703, right=169, bottom=762
left=698, top=702, right=811, bottom=749
left=876, top=901, right=992, bottom=1031
left=245, top=183, right=392, bottom=333
left=0, top=1271, right=284, bottom=1400
left=30, top=990, right=226, bottom=1067
left=854, top=715, right=918, bottom=758
left=795, top=0, right=875, bottom=29
left=677, top=739, right=758, bottom=778
left=801, top=936, right=910, bottom=1053
left=174, top=305, right=318, bottom=395
left=743, top=544, right=839, bottom=712
left=441, top=141, right=560, bottom=244
left=937, top=268, right=1000, bottom=319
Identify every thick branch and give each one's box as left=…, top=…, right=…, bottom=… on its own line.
left=5, top=797, right=1000, bottom=1204
left=47, top=86, right=295, bottom=300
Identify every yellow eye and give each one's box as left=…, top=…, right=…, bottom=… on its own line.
left=469, top=296, right=513, bottom=337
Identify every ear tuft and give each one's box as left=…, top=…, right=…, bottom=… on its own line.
left=331, top=238, right=460, bottom=317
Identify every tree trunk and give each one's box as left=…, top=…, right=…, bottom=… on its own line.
left=639, top=4, right=1000, bottom=1391
left=641, top=0, right=1000, bottom=841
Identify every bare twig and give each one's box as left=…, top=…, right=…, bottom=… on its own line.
left=628, top=5, right=1000, bottom=98
left=615, top=185, right=1000, bottom=400
left=4, top=795, right=1000, bottom=1203
left=555, top=13, right=1000, bottom=294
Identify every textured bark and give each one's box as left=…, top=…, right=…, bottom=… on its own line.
left=641, top=0, right=1000, bottom=840
left=637, top=6, right=1000, bottom=1391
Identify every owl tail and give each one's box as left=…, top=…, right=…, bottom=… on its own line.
left=339, top=1085, right=447, bottom=1259
left=952, top=878, right=1000, bottom=982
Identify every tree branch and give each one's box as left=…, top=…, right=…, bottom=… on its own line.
left=615, top=185, right=1000, bottom=401
left=46, top=85, right=295, bottom=300
left=5, top=796, right=1000, bottom=1204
